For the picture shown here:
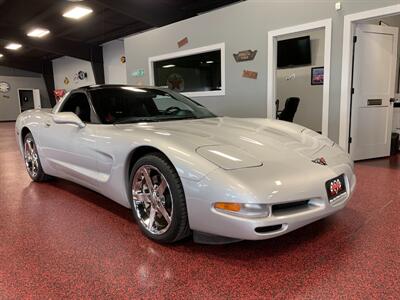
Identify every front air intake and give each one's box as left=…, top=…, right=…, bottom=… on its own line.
left=255, top=224, right=283, bottom=234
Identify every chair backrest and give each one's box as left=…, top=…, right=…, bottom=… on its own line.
left=279, top=97, right=300, bottom=122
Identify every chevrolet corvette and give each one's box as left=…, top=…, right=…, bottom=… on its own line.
left=15, top=85, right=356, bottom=244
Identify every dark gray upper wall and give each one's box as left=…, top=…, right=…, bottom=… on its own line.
left=0, top=66, right=43, bottom=78
left=124, top=0, right=399, bottom=143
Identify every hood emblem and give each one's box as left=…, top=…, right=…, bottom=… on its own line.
left=312, top=157, right=327, bottom=166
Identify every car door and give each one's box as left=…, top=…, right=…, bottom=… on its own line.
left=39, top=92, right=100, bottom=189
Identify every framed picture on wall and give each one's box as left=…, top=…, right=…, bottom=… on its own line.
left=311, top=66, right=324, bottom=85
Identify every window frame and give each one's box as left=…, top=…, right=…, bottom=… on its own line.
left=148, top=43, right=225, bottom=97
left=57, top=91, right=98, bottom=124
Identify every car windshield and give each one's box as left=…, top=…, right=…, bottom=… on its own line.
left=89, top=86, right=216, bottom=124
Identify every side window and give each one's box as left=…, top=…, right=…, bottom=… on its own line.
left=60, top=93, right=92, bottom=123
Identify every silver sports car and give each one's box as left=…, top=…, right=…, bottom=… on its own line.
left=16, top=85, right=356, bottom=244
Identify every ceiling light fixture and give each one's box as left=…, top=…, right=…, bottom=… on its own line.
left=5, top=43, right=22, bottom=50
left=206, top=60, right=214, bottom=64
left=0, top=54, right=3, bottom=58
left=27, top=28, right=50, bottom=38
left=162, top=64, right=175, bottom=68
left=63, top=6, right=93, bottom=19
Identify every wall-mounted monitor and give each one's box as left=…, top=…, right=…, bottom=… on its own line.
left=277, top=36, right=311, bottom=68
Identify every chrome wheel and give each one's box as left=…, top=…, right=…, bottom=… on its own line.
left=132, top=165, right=173, bottom=235
left=24, top=137, right=39, bottom=178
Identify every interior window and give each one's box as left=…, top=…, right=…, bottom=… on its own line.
left=152, top=49, right=222, bottom=93
left=60, top=93, right=92, bottom=123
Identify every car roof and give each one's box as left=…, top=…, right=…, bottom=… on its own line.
left=75, top=84, right=164, bottom=92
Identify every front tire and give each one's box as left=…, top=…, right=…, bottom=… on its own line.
left=129, top=153, right=190, bottom=243
left=23, top=133, right=51, bottom=182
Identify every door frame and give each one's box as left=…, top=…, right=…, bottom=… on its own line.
left=17, top=88, right=35, bottom=113
left=267, top=18, right=332, bottom=136
left=339, top=4, right=400, bottom=150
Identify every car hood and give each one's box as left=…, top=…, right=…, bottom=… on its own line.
left=116, top=117, right=343, bottom=170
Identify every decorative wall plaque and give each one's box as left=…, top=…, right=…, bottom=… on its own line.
left=177, top=37, right=189, bottom=48
left=64, top=77, right=70, bottom=85
left=233, top=50, right=257, bottom=62
left=242, top=70, right=258, bottom=79
left=167, top=73, right=184, bottom=91
left=120, top=56, right=126, bottom=63
left=0, top=81, right=10, bottom=93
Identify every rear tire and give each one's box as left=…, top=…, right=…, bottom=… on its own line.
left=129, top=153, right=190, bottom=243
left=23, top=133, right=51, bottom=182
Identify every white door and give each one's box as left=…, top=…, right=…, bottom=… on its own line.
left=350, top=24, right=399, bottom=160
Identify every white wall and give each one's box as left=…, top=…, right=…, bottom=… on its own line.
left=103, top=40, right=127, bottom=84
left=52, top=56, right=95, bottom=91
left=276, top=28, right=325, bottom=132
left=123, top=0, right=400, bottom=142
left=0, top=74, right=49, bottom=121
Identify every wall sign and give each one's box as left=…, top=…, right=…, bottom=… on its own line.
left=311, top=67, right=324, bottom=85
left=0, top=81, right=11, bottom=93
left=242, top=70, right=258, bottom=79
left=177, top=37, right=189, bottom=48
left=64, top=77, right=70, bottom=85
left=77, top=71, right=88, bottom=80
left=131, top=69, right=145, bottom=77
left=233, top=50, right=257, bottom=62
left=120, top=56, right=126, bottom=64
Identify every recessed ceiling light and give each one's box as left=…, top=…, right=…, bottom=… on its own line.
left=63, top=6, right=93, bottom=19
left=0, top=54, right=3, bottom=58
left=5, top=43, right=22, bottom=50
left=162, top=64, right=175, bottom=68
left=27, top=28, right=50, bottom=38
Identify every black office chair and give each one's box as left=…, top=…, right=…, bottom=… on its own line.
left=276, top=97, right=300, bottom=122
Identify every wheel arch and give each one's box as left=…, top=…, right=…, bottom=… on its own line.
left=20, top=127, right=32, bottom=150
left=125, top=146, right=179, bottom=200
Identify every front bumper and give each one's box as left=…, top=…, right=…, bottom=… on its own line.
left=184, top=163, right=356, bottom=241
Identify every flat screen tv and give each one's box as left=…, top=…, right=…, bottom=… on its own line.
left=277, top=36, right=311, bottom=68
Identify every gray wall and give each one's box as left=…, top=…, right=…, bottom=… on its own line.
left=124, top=0, right=400, bottom=143
left=103, top=40, right=127, bottom=84
left=277, top=28, right=325, bottom=132
left=0, top=66, right=50, bottom=121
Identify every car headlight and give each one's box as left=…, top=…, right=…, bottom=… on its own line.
left=213, top=202, right=270, bottom=218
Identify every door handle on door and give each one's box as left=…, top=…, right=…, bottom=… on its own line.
left=390, top=98, right=396, bottom=103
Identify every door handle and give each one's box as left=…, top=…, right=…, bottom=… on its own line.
left=390, top=98, right=396, bottom=103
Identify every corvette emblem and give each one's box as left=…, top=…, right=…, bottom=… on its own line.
left=330, top=179, right=342, bottom=196
left=312, top=157, right=327, bottom=165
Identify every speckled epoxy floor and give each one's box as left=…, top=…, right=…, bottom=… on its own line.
left=1, top=121, right=399, bottom=299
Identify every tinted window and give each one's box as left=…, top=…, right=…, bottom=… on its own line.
left=60, top=93, right=91, bottom=123
left=89, top=87, right=215, bottom=124
left=153, top=50, right=221, bottom=93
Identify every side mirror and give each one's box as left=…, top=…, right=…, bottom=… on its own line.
left=52, top=112, right=86, bottom=128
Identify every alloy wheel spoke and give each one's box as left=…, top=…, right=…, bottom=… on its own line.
left=157, top=203, right=171, bottom=224
left=27, top=140, right=34, bottom=154
left=133, top=192, right=151, bottom=203
left=156, top=178, right=167, bottom=196
left=147, top=207, right=156, bottom=229
left=142, top=167, right=154, bottom=192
